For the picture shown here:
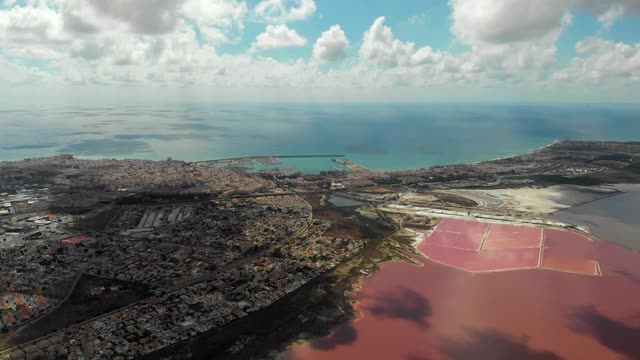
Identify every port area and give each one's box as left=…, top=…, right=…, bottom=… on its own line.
left=198, top=154, right=346, bottom=165
left=194, top=155, right=374, bottom=175
left=196, top=155, right=351, bottom=174
left=332, top=159, right=370, bottom=172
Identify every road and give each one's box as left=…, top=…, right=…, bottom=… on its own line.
left=0, top=193, right=314, bottom=355
left=0, top=270, right=84, bottom=348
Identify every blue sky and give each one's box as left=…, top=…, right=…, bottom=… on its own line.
left=229, top=0, right=640, bottom=65
left=0, top=0, right=639, bottom=104
left=222, top=0, right=456, bottom=60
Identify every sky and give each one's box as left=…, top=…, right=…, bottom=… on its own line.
left=0, top=0, right=639, bottom=105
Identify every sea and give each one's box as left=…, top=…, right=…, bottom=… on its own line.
left=2, top=103, right=640, bottom=173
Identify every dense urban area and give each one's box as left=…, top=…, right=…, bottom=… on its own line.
left=1, top=140, right=640, bottom=359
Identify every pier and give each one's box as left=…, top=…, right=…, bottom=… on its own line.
left=194, top=154, right=346, bottom=164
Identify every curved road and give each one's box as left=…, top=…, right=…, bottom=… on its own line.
left=0, top=270, right=84, bottom=348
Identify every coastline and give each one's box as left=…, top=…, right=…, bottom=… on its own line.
left=3, top=140, right=640, bottom=359
left=471, top=139, right=562, bottom=165
left=0, top=139, right=564, bottom=174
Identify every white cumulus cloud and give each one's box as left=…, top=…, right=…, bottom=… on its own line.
left=288, top=0, right=316, bottom=21
left=253, top=24, right=307, bottom=50
left=450, top=0, right=640, bottom=45
left=360, top=16, right=416, bottom=67
left=554, top=37, right=640, bottom=83
left=180, top=0, right=247, bottom=28
left=577, top=0, right=640, bottom=28
left=312, top=24, right=349, bottom=63
left=254, top=0, right=316, bottom=23
left=59, top=0, right=184, bottom=35
left=450, top=0, right=571, bottom=45
left=410, top=46, right=443, bottom=66
left=0, top=4, right=67, bottom=44
left=0, top=0, right=639, bottom=103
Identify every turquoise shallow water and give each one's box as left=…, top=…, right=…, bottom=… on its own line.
left=252, top=158, right=349, bottom=174
left=2, top=104, right=640, bottom=172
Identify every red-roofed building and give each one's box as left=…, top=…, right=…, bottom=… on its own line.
left=62, top=235, right=95, bottom=244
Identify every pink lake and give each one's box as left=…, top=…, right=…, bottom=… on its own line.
left=287, top=229, right=640, bottom=360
